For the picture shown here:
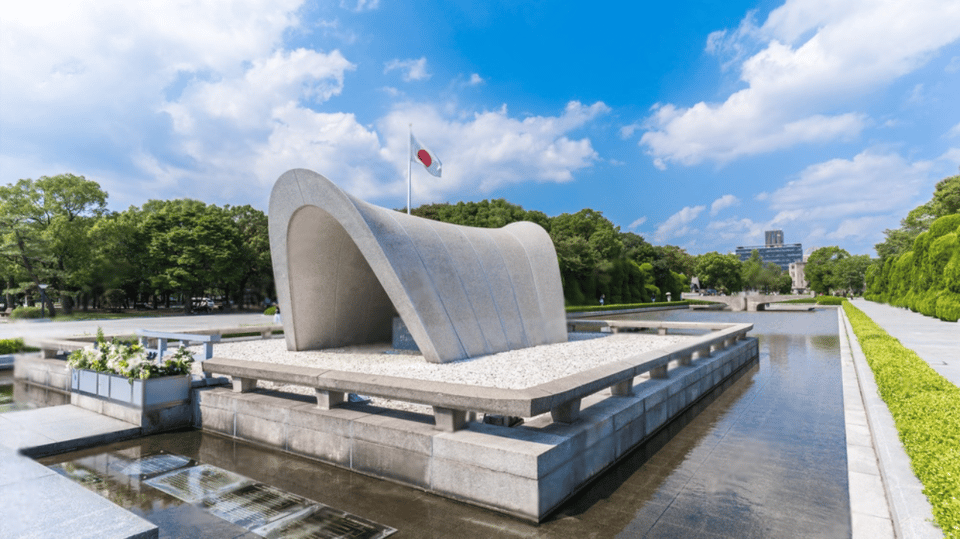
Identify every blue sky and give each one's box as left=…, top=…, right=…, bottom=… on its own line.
left=2, top=0, right=960, bottom=256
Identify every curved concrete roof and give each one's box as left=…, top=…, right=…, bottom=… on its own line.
left=268, top=169, right=567, bottom=363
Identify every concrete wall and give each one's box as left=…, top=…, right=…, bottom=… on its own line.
left=268, top=169, right=567, bottom=363
left=195, top=337, right=759, bottom=522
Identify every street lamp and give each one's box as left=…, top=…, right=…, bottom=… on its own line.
left=38, top=284, right=48, bottom=319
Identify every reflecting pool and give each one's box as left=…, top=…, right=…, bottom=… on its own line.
left=39, top=308, right=849, bottom=538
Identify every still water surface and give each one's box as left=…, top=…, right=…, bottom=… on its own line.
left=39, top=309, right=849, bottom=538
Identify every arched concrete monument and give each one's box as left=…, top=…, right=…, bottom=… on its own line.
left=268, top=169, right=567, bottom=364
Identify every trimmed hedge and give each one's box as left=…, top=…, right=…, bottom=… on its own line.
left=10, top=306, right=43, bottom=319
left=844, top=302, right=960, bottom=537
left=867, top=214, right=960, bottom=321
left=0, top=338, right=24, bottom=354
left=263, top=306, right=277, bottom=316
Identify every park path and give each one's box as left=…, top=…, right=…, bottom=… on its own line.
left=0, top=312, right=273, bottom=341
left=850, top=299, right=960, bottom=387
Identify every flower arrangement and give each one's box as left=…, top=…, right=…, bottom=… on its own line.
left=68, top=328, right=194, bottom=382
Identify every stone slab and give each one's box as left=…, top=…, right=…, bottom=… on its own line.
left=0, top=411, right=156, bottom=539
left=196, top=334, right=758, bottom=522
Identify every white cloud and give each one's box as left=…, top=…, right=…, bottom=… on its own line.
left=641, top=0, right=960, bottom=167
left=710, top=194, right=740, bottom=216
left=378, top=100, right=610, bottom=202
left=619, top=122, right=641, bottom=139
left=941, top=147, right=960, bottom=165
left=628, top=217, right=647, bottom=229
left=947, top=123, right=960, bottom=138
left=654, top=205, right=705, bottom=243
left=826, top=216, right=890, bottom=241
left=384, top=57, right=430, bottom=81
left=707, top=216, right=764, bottom=245
left=468, top=73, right=484, bottom=85
left=768, top=150, right=932, bottom=222
left=341, top=0, right=379, bottom=12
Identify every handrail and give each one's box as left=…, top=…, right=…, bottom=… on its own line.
left=203, top=321, right=753, bottom=432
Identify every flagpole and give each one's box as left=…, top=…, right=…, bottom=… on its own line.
left=407, top=123, right=412, bottom=215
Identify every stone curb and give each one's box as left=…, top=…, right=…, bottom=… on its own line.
left=839, top=307, right=941, bottom=538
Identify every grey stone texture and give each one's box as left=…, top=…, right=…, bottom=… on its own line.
left=268, top=168, right=567, bottom=363
left=0, top=406, right=158, bottom=539
left=196, top=336, right=758, bottom=521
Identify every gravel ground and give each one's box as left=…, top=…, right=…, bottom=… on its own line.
left=193, top=331, right=693, bottom=415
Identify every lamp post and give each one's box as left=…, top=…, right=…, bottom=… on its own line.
left=38, top=284, right=48, bottom=319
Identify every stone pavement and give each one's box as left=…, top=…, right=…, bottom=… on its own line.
left=0, top=405, right=157, bottom=538
left=850, top=299, right=960, bottom=387
left=0, top=312, right=274, bottom=341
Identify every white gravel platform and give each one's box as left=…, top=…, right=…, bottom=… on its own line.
left=195, top=332, right=693, bottom=415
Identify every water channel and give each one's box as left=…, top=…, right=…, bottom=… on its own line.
left=28, top=308, right=849, bottom=538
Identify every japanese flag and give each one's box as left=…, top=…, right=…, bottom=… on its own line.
left=411, top=134, right=442, bottom=177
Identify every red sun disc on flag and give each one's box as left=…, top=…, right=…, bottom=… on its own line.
left=417, top=149, right=432, bottom=167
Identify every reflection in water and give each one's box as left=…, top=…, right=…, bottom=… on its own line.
left=41, top=309, right=849, bottom=538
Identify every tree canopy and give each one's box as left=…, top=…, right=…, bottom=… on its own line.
left=867, top=172, right=960, bottom=321
left=0, top=174, right=274, bottom=314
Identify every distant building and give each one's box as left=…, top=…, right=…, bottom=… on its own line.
left=765, top=230, right=784, bottom=246
left=789, top=259, right=808, bottom=294
left=736, top=230, right=803, bottom=273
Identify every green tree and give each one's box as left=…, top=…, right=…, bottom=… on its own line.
left=226, top=205, right=273, bottom=307
left=140, top=199, right=244, bottom=313
left=876, top=174, right=960, bottom=260
left=0, top=174, right=108, bottom=316
left=694, top=252, right=743, bottom=293
left=805, top=246, right=849, bottom=295
left=836, top=255, right=874, bottom=296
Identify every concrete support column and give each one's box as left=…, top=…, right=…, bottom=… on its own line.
left=650, top=365, right=668, bottom=379
left=657, top=328, right=667, bottom=336
left=551, top=399, right=581, bottom=424
left=316, top=389, right=345, bottom=410
left=232, top=377, right=257, bottom=393
left=679, top=353, right=693, bottom=366
left=611, top=378, right=633, bottom=396
left=433, top=407, right=468, bottom=431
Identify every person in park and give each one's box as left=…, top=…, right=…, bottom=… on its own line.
left=273, top=304, right=281, bottom=324
left=600, top=294, right=605, bottom=306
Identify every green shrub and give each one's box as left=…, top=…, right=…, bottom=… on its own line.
left=844, top=302, right=960, bottom=537
left=264, top=306, right=277, bottom=316
left=10, top=306, right=43, bottom=319
left=815, top=296, right=844, bottom=305
left=935, top=291, right=960, bottom=322
left=0, top=338, right=24, bottom=354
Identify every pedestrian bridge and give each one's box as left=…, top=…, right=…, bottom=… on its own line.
left=686, top=293, right=812, bottom=312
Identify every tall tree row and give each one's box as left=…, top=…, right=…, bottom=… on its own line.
left=410, top=199, right=690, bottom=305
left=866, top=174, right=960, bottom=321
left=0, top=174, right=275, bottom=314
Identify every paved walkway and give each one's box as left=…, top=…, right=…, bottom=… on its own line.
left=0, top=312, right=274, bottom=341
left=850, top=299, right=960, bottom=387
left=0, top=405, right=157, bottom=538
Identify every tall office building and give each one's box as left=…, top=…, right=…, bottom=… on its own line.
left=765, top=230, right=784, bottom=247
left=736, top=230, right=803, bottom=272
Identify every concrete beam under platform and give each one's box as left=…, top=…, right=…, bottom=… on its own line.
left=195, top=337, right=759, bottom=522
